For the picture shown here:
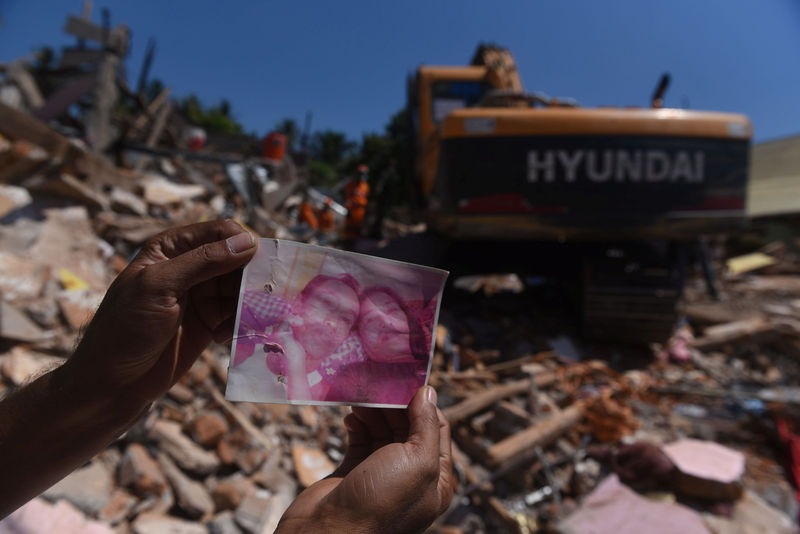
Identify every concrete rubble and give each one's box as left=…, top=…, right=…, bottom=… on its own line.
left=1, top=7, right=800, bottom=534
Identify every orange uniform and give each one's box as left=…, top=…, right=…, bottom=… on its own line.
left=344, top=179, right=369, bottom=239
left=298, top=201, right=318, bottom=230
left=318, top=206, right=336, bottom=233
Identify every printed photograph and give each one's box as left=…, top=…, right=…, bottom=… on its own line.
left=226, top=239, right=448, bottom=407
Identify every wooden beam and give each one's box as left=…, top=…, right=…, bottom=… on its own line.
left=691, top=317, right=772, bottom=350
left=133, top=100, right=173, bottom=172
left=444, top=372, right=558, bottom=424
left=0, top=101, right=74, bottom=161
left=33, top=75, right=97, bottom=122
left=207, top=386, right=274, bottom=451
left=85, top=53, right=119, bottom=152
left=6, top=62, right=44, bottom=109
left=132, top=88, right=170, bottom=130
left=59, top=48, right=105, bottom=69
left=486, top=402, right=584, bottom=466
left=63, top=15, right=126, bottom=52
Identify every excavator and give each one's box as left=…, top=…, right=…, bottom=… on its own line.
left=404, top=44, right=751, bottom=342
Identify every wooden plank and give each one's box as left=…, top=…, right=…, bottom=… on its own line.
left=0, top=101, right=73, bottom=160
left=444, top=379, right=532, bottom=424
left=443, top=370, right=562, bottom=424
left=85, top=53, right=119, bottom=152
left=59, top=48, right=105, bottom=69
left=132, top=88, right=170, bottom=130
left=0, top=140, right=50, bottom=183
left=24, top=172, right=110, bottom=211
left=33, top=75, right=97, bottom=121
left=207, top=386, right=274, bottom=451
left=64, top=15, right=108, bottom=46
left=691, top=317, right=772, bottom=350
left=6, top=62, right=44, bottom=108
left=133, top=101, right=173, bottom=173
left=486, top=402, right=584, bottom=466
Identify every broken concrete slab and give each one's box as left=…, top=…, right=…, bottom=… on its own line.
left=0, top=184, right=32, bottom=218
left=118, top=443, right=168, bottom=498
left=110, top=187, right=148, bottom=216
left=131, top=513, right=207, bottom=534
left=0, top=300, right=54, bottom=344
left=24, top=173, right=111, bottom=211
left=233, top=492, right=272, bottom=534
left=143, top=176, right=205, bottom=205
left=702, top=490, right=798, bottom=534
left=29, top=206, right=109, bottom=292
left=148, top=420, right=220, bottom=475
left=156, top=452, right=214, bottom=520
left=0, top=216, right=43, bottom=255
left=208, top=511, right=244, bottom=534
left=291, top=445, right=335, bottom=488
left=0, top=346, right=62, bottom=385
left=212, top=479, right=243, bottom=511
left=0, top=497, right=114, bottom=534
left=0, top=252, right=46, bottom=301
left=56, top=289, right=101, bottom=331
left=98, top=488, right=137, bottom=525
left=662, top=439, right=745, bottom=500
left=0, top=139, right=50, bottom=183
left=558, top=475, right=711, bottom=534
left=42, top=461, right=112, bottom=515
left=191, top=412, right=229, bottom=447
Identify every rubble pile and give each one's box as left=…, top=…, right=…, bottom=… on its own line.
left=1, top=8, right=800, bottom=534
left=3, top=187, right=799, bottom=534
left=425, top=256, right=800, bottom=533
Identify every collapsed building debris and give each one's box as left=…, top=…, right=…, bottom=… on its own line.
left=1, top=7, right=800, bottom=534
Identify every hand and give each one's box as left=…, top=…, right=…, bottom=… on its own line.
left=68, top=219, right=257, bottom=403
left=276, top=386, right=455, bottom=534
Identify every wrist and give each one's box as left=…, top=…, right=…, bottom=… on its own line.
left=276, top=515, right=374, bottom=534
left=276, top=495, right=378, bottom=534
left=56, top=358, right=151, bottom=433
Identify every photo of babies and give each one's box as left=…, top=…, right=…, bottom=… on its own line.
left=226, top=239, right=448, bottom=408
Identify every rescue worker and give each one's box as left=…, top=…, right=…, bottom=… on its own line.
left=343, top=164, right=370, bottom=244
left=317, top=197, right=336, bottom=235
left=298, top=196, right=319, bottom=231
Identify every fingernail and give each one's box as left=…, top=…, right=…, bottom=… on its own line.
left=227, top=232, right=254, bottom=254
left=425, top=386, right=437, bottom=405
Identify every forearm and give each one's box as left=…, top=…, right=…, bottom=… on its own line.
left=0, top=359, right=149, bottom=518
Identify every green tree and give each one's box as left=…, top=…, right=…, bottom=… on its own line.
left=310, top=130, right=357, bottom=166
left=144, top=78, right=165, bottom=103
left=179, top=94, right=246, bottom=135
left=274, top=118, right=300, bottom=152
left=307, top=129, right=357, bottom=188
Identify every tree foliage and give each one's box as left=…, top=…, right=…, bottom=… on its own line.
left=274, top=118, right=300, bottom=152
left=179, top=94, right=245, bottom=135
left=301, top=109, right=412, bottom=206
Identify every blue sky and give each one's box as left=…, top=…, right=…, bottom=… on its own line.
left=1, top=0, right=799, bottom=142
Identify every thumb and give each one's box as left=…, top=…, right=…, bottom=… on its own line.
left=151, top=231, right=256, bottom=295
left=407, top=386, right=440, bottom=454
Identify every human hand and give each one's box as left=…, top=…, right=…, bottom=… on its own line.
left=276, top=386, right=455, bottom=534
left=68, top=219, right=256, bottom=403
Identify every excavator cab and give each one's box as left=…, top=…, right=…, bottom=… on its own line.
left=408, top=45, right=751, bottom=241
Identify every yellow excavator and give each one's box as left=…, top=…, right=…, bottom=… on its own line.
left=404, top=44, right=752, bottom=342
